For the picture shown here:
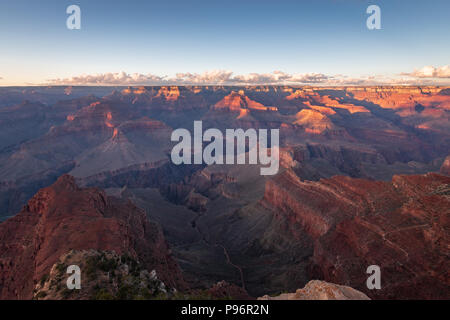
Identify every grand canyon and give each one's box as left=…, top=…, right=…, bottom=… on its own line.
left=0, top=85, right=448, bottom=300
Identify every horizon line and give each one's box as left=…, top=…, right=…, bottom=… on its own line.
left=1, top=84, right=450, bottom=88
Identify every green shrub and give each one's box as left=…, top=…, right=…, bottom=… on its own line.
left=40, top=273, right=49, bottom=286
left=94, top=288, right=114, bottom=300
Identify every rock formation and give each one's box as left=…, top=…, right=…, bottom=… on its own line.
left=0, top=175, right=185, bottom=299
left=258, top=280, right=370, bottom=300
left=34, top=250, right=170, bottom=300
left=441, top=155, right=450, bottom=175
left=262, top=170, right=450, bottom=299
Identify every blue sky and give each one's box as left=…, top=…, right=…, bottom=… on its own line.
left=0, top=0, right=449, bottom=85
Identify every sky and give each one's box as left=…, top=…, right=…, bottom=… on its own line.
left=0, top=0, right=449, bottom=86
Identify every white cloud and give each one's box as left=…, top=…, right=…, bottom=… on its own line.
left=46, top=68, right=450, bottom=86
left=49, top=72, right=166, bottom=85
left=174, top=70, right=234, bottom=84
left=401, top=65, right=450, bottom=78
left=322, top=73, right=446, bottom=86
left=232, top=71, right=329, bottom=84
left=48, top=70, right=331, bottom=86
left=173, top=70, right=330, bottom=85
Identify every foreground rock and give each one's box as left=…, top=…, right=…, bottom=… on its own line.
left=258, top=280, right=370, bottom=300
left=34, top=250, right=170, bottom=300
left=0, top=175, right=185, bottom=299
left=207, top=280, right=252, bottom=300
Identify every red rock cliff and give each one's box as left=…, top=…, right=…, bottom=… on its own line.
left=262, top=170, right=450, bottom=299
left=0, top=175, right=185, bottom=299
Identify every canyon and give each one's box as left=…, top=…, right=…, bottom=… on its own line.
left=0, top=85, right=448, bottom=299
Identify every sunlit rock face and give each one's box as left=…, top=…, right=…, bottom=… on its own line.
left=258, top=280, right=370, bottom=300
left=441, top=155, right=450, bottom=175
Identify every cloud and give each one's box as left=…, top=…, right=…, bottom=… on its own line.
left=232, top=71, right=329, bottom=84
left=173, top=70, right=329, bottom=85
left=48, top=70, right=330, bottom=86
left=401, top=65, right=450, bottom=78
left=321, top=73, right=446, bottom=86
left=174, top=70, right=234, bottom=84
left=47, top=68, right=450, bottom=86
left=49, top=72, right=166, bottom=85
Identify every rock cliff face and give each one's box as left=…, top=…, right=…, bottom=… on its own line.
left=258, top=280, right=370, bottom=300
left=441, top=156, right=450, bottom=175
left=262, top=170, right=450, bottom=299
left=347, top=86, right=450, bottom=111
left=293, top=109, right=335, bottom=134
left=0, top=175, right=185, bottom=299
left=214, top=91, right=277, bottom=112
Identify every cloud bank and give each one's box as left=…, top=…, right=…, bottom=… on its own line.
left=401, top=65, right=450, bottom=78
left=50, top=72, right=165, bottom=85
left=48, top=70, right=331, bottom=86
left=47, top=66, right=450, bottom=86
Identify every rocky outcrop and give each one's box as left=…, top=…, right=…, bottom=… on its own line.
left=214, top=91, right=277, bottom=112
left=293, top=109, right=335, bottom=134
left=207, top=281, right=252, bottom=300
left=0, top=175, right=185, bottom=299
left=261, top=170, right=450, bottom=299
left=441, top=156, right=450, bottom=175
left=34, top=250, right=170, bottom=300
left=258, top=280, right=370, bottom=300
